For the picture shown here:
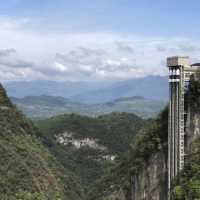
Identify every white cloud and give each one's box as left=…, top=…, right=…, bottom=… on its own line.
left=1, top=16, right=200, bottom=82
left=54, top=62, right=68, bottom=72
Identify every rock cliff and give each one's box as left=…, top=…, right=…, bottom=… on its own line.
left=88, top=107, right=169, bottom=200
left=130, top=152, right=167, bottom=200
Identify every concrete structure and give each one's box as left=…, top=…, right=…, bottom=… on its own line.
left=167, top=56, right=200, bottom=199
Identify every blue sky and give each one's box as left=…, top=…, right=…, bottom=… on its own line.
left=1, top=0, right=200, bottom=37
left=0, top=0, right=200, bottom=81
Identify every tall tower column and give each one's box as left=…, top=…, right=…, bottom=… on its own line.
left=167, top=56, right=189, bottom=200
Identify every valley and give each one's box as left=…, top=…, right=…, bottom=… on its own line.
left=1, top=1, right=200, bottom=199
left=35, top=112, right=146, bottom=189
left=1, top=71, right=200, bottom=200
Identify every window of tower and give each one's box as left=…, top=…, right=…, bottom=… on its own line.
left=181, top=128, right=184, bottom=132
left=181, top=142, right=184, bottom=146
left=181, top=135, right=184, bottom=140
left=184, top=73, right=190, bottom=79
left=181, top=149, right=184, bottom=154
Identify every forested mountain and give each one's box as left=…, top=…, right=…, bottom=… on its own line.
left=87, top=74, right=200, bottom=200
left=87, top=107, right=168, bottom=200
left=35, top=112, right=146, bottom=189
left=1, top=74, right=200, bottom=200
left=11, top=95, right=166, bottom=119
left=0, top=84, right=84, bottom=200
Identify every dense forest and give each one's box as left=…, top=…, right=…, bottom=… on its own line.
left=87, top=106, right=168, bottom=200
left=35, top=112, right=146, bottom=189
left=0, top=84, right=84, bottom=200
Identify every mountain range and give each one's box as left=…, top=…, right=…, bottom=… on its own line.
left=4, top=75, right=168, bottom=104
left=70, top=75, right=168, bottom=103
left=11, top=95, right=166, bottom=119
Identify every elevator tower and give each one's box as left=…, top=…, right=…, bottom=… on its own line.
left=167, top=56, right=198, bottom=199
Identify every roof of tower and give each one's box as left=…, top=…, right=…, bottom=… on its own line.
left=167, top=56, right=189, bottom=67
left=191, top=63, right=200, bottom=67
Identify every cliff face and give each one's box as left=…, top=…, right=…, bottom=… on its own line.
left=127, top=107, right=168, bottom=200
left=87, top=108, right=169, bottom=200
left=130, top=151, right=167, bottom=200
left=129, top=101, right=200, bottom=199
left=171, top=106, right=200, bottom=199
left=169, top=75, right=200, bottom=199
left=88, top=77, right=200, bottom=200
left=186, top=107, right=200, bottom=152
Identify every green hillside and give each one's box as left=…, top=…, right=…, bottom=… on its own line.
left=87, top=106, right=168, bottom=200
left=11, top=95, right=166, bottom=119
left=87, top=73, right=200, bottom=200
left=35, top=112, right=146, bottom=189
left=0, top=84, right=84, bottom=200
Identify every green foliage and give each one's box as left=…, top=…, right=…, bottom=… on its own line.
left=0, top=82, right=172, bottom=200
left=173, top=186, right=184, bottom=200
left=35, top=112, right=145, bottom=189
left=36, top=112, right=144, bottom=154
left=129, top=106, right=168, bottom=167
left=172, top=139, right=200, bottom=200
left=187, top=71, right=200, bottom=111
left=87, top=107, right=168, bottom=200
left=11, top=191, right=47, bottom=200
left=0, top=85, right=12, bottom=106
left=0, top=84, right=84, bottom=200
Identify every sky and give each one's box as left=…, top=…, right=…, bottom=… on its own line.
left=1, top=0, right=200, bottom=82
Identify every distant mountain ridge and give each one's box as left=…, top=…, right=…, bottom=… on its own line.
left=113, top=96, right=145, bottom=102
left=11, top=95, right=166, bottom=119
left=4, top=76, right=168, bottom=104
left=4, top=80, right=113, bottom=99
left=70, top=76, right=168, bottom=104
left=12, top=95, right=74, bottom=107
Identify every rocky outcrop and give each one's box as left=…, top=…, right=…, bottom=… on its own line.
left=186, top=107, right=200, bottom=152
left=129, top=105, right=200, bottom=200
left=57, top=131, right=106, bottom=150
left=130, top=151, right=167, bottom=200
left=56, top=131, right=116, bottom=162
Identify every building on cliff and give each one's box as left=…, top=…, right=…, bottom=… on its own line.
left=167, top=56, right=200, bottom=199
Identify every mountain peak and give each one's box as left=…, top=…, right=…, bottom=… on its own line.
left=114, top=96, right=145, bottom=102
left=0, top=83, right=12, bottom=107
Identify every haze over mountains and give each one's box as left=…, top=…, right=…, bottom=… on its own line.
left=11, top=95, right=166, bottom=119
left=4, top=76, right=168, bottom=119
left=71, top=76, right=168, bottom=104
left=4, top=75, right=168, bottom=104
